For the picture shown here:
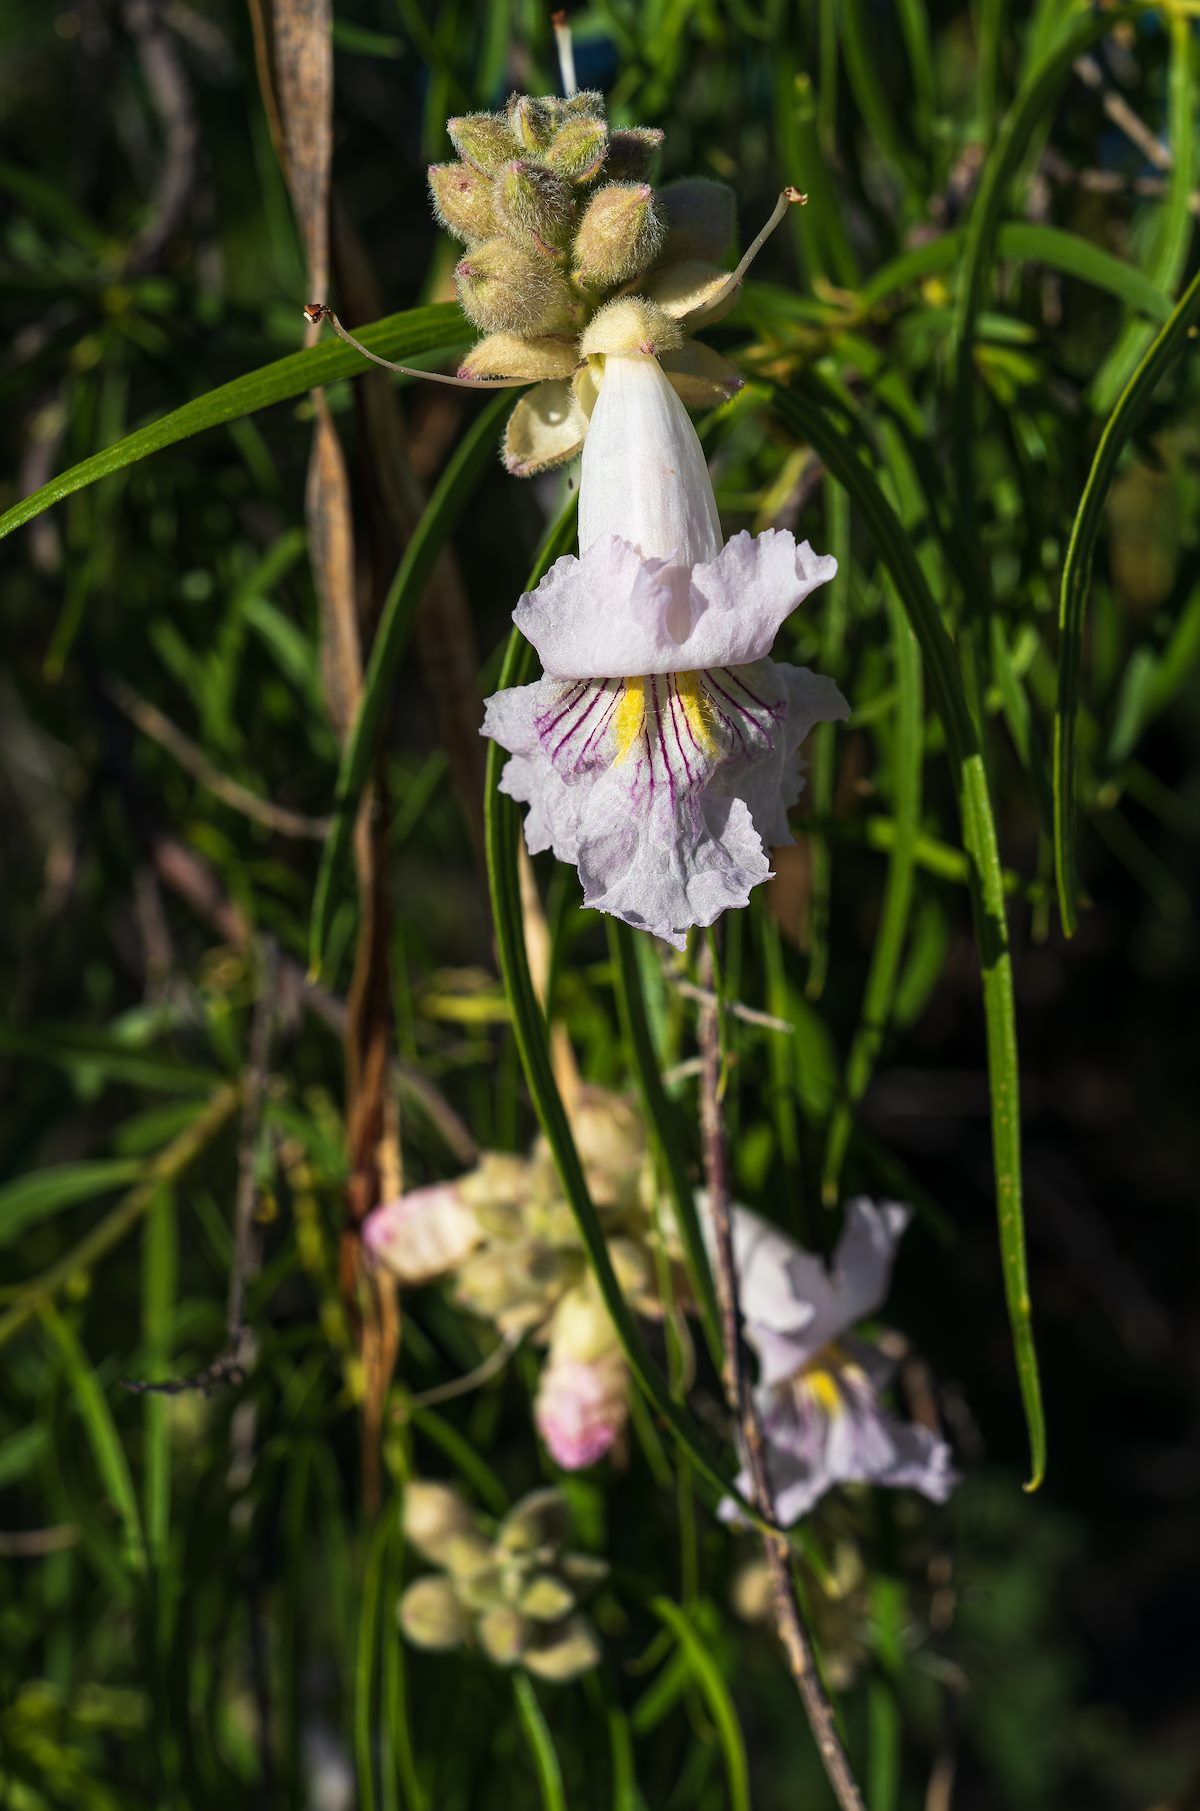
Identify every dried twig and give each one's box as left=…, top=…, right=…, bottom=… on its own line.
left=671, top=973, right=794, bottom=1037
left=107, top=677, right=332, bottom=839
left=697, top=939, right=866, bottom=1811
left=0, top=1525, right=79, bottom=1558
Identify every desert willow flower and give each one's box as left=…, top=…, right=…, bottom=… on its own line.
left=720, top=1199, right=957, bottom=1525
left=481, top=297, right=847, bottom=948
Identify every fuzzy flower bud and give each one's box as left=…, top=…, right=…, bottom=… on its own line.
left=402, top=1481, right=478, bottom=1566
left=398, top=1577, right=471, bottom=1651
left=494, top=160, right=576, bottom=255
left=477, top=1605, right=529, bottom=1666
left=523, top=1617, right=603, bottom=1682
left=506, top=93, right=558, bottom=152
left=543, top=114, right=609, bottom=185
left=446, top=111, right=518, bottom=175
left=454, top=238, right=574, bottom=336
left=603, top=127, right=665, bottom=183
left=659, top=177, right=737, bottom=263
left=427, top=161, right=498, bottom=244
left=578, top=297, right=683, bottom=362
left=573, top=183, right=664, bottom=287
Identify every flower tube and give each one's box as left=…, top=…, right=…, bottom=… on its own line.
left=482, top=310, right=847, bottom=948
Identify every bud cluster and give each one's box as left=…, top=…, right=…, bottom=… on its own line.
left=398, top=1483, right=607, bottom=1681
left=428, top=90, right=743, bottom=473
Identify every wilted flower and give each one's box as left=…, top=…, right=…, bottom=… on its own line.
left=363, top=1089, right=680, bottom=1468
left=482, top=343, right=846, bottom=948
left=398, top=1482, right=606, bottom=1681
left=726, top=1199, right=957, bottom=1524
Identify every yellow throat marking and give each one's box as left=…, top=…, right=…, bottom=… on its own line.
left=611, top=672, right=719, bottom=769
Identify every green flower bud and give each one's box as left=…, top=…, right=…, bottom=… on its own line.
left=428, top=162, right=498, bottom=244
left=659, top=177, right=737, bottom=263
left=523, top=1615, right=602, bottom=1682
left=559, top=90, right=606, bottom=120
left=603, top=127, right=665, bottom=183
left=458, top=331, right=579, bottom=385
left=573, top=183, right=664, bottom=287
left=447, top=111, right=518, bottom=176
left=398, top=1577, right=471, bottom=1651
left=494, top=160, right=577, bottom=256
left=519, top=1573, right=577, bottom=1622
left=454, top=238, right=574, bottom=336
left=457, top=1561, right=511, bottom=1612
left=506, top=93, right=558, bottom=153
left=403, top=1481, right=477, bottom=1566
left=543, top=114, right=609, bottom=185
left=477, top=1604, right=530, bottom=1667
left=497, top=1488, right=571, bottom=1557
left=558, top=1552, right=609, bottom=1598
left=578, top=296, right=682, bottom=360
left=441, top=1529, right=495, bottom=1580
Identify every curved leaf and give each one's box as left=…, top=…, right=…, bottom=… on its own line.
left=1053, top=267, right=1200, bottom=935
left=0, top=1159, right=144, bottom=1250
left=770, top=376, right=1045, bottom=1490
left=0, top=303, right=467, bottom=542
left=650, top=1598, right=750, bottom=1811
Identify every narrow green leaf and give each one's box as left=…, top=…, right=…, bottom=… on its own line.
left=607, top=920, right=722, bottom=1370
left=951, top=5, right=1140, bottom=531
left=823, top=588, right=923, bottom=1203
left=309, top=391, right=513, bottom=974
left=0, top=1022, right=222, bottom=1095
left=0, top=303, right=466, bottom=542
left=141, top=1187, right=176, bottom=1563
left=41, top=1303, right=145, bottom=1574
left=771, top=377, right=1045, bottom=1489
left=354, top=1510, right=391, bottom=1811
left=1090, top=12, right=1195, bottom=412
left=0, top=1159, right=144, bottom=1250
left=1053, top=266, right=1200, bottom=934
left=649, top=1598, right=750, bottom=1811
left=513, top=1674, right=567, bottom=1811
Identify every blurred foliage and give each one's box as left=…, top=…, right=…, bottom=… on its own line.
left=2, top=2, right=1200, bottom=1808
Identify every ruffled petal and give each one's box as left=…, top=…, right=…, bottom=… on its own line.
left=514, top=529, right=839, bottom=681
left=483, top=657, right=843, bottom=947
left=736, top=1197, right=911, bottom=1386
left=732, top=1364, right=957, bottom=1527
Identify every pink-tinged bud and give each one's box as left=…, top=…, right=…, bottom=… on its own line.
left=428, top=162, right=498, bottom=244
left=398, top=1577, right=471, bottom=1651
left=535, top=1348, right=628, bottom=1470
left=454, top=238, right=574, bottom=336
left=658, top=176, right=737, bottom=263
left=506, top=92, right=558, bottom=153
left=543, top=114, right=609, bottom=186
left=494, top=159, right=576, bottom=255
left=363, top=1182, right=480, bottom=1284
left=572, top=182, right=664, bottom=287
left=446, top=111, right=518, bottom=176
left=603, top=127, right=665, bottom=183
